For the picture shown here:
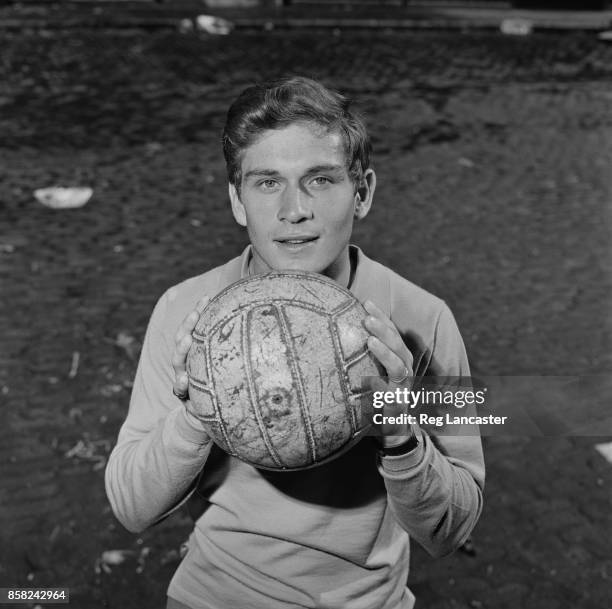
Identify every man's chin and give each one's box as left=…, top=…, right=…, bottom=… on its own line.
left=252, top=245, right=343, bottom=278
left=275, top=260, right=322, bottom=275
left=253, top=248, right=312, bottom=272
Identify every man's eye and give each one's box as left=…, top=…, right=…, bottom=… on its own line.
left=259, top=179, right=279, bottom=190
left=311, top=176, right=331, bottom=186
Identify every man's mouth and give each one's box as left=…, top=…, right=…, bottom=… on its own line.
left=276, top=236, right=318, bottom=245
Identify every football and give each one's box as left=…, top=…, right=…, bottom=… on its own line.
left=186, top=270, right=382, bottom=471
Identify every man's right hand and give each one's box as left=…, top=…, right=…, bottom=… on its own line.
left=172, top=296, right=210, bottom=404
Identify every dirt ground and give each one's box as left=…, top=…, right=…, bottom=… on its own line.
left=1, top=27, right=612, bottom=609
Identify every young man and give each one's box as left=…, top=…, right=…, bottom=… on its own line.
left=105, top=76, right=485, bottom=609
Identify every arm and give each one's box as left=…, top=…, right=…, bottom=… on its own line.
left=365, top=302, right=485, bottom=558
left=105, top=292, right=213, bottom=533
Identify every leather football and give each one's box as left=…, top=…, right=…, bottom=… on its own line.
left=186, top=270, right=382, bottom=470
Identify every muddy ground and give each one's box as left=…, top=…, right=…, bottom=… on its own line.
left=1, top=28, right=611, bottom=608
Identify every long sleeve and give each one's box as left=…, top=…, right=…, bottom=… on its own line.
left=105, top=291, right=214, bottom=533
left=378, top=303, right=485, bottom=558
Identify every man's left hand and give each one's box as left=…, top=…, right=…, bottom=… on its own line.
left=363, top=300, right=416, bottom=449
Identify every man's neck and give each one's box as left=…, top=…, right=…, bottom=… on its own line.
left=247, top=247, right=353, bottom=288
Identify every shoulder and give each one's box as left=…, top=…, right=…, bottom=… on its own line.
left=149, top=255, right=243, bottom=338
left=354, top=248, right=466, bottom=376
left=355, top=249, right=447, bottom=330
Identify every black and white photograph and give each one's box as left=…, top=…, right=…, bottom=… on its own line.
left=1, top=0, right=611, bottom=607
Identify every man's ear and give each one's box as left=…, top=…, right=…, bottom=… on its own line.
left=354, top=168, right=376, bottom=220
left=229, top=183, right=247, bottom=227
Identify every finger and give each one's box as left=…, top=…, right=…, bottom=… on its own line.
left=363, top=300, right=395, bottom=331
left=172, top=333, right=193, bottom=372
left=364, top=315, right=411, bottom=367
left=195, top=295, right=211, bottom=315
left=178, top=296, right=210, bottom=341
left=172, top=335, right=192, bottom=400
left=173, top=371, right=190, bottom=397
left=175, top=294, right=211, bottom=344
left=363, top=300, right=408, bottom=360
left=367, top=335, right=410, bottom=381
left=175, top=310, right=200, bottom=344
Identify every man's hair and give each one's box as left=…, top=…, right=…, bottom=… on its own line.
left=222, top=76, right=371, bottom=192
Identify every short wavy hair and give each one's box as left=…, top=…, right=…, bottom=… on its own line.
left=222, top=76, right=371, bottom=192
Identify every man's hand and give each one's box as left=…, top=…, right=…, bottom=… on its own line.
left=172, top=296, right=210, bottom=408
left=363, top=300, right=416, bottom=449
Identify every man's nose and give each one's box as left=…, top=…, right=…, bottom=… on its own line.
left=277, top=185, right=313, bottom=222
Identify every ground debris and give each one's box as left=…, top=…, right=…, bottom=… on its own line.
left=459, top=537, right=478, bottom=557
left=34, top=186, right=93, bottom=209
left=95, top=549, right=136, bottom=574
left=500, top=18, right=533, bottom=36
left=100, top=383, right=124, bottom=397
left=458, top=157, right=475, bottom=168
left=68, top=351, right=80, bottom=378
left=179, top=15, right=234, bottom=35
left=64, top=437, right=110, bottom=470
left=136, top=546, right=151, bottom=574
left=105, top=331, right=140, bottom=361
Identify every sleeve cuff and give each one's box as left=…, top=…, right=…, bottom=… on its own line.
left=378, top=431, right=430, bottom=475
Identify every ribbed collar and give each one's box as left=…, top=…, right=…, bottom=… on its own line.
left=232, top=244, right=389, bottom=316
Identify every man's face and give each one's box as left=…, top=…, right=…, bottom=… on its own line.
left=229, top=122, right=375, bottom=284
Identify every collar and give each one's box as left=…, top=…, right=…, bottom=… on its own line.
left=238, top=245, right=252, bottom=279
left=234, top=244, right=389, bottom=316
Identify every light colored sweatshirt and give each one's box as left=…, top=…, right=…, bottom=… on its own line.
left=105, top=245, right=485, bottom=609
